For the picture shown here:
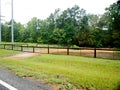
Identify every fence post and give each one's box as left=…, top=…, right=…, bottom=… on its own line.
left=27, top=44, right=28, bottom=48
left=113, top=48, right=114, bottom=59
left=80, top=48, right=81, bottom=55
left=94, top=47, right=96, bottom=58
left=67, top=47, right=69, bottom=55
left=48, top=46, right=49, bottom=54
left=21, top=46, right=23, bottom=52
left=12, top=44, right=14, bottom=50
left=4, top=44, right=6, bottom=49
left=33, top=46, right=35, bottom=53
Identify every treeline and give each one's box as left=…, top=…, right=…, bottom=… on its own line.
left=1, top=3, right=120, bottom=48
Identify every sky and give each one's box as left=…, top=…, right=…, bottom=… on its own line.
left=1, top=0, right=116, bottom=24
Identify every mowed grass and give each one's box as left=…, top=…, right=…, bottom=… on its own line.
left=0, top=49, right=120, bottom=90
left=0, top=49, right=20, bottom=57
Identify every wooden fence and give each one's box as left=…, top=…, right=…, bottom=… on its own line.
left=0, top=44, right=120, bottom=60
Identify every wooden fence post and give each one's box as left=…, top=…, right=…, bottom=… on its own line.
left=4, top=44, right=6, bottom=49
left=48, top=46, right=49, bottom=54
left=94, top=48, right=96, bottom=58
left=33, top=46, right=35, bottom=53
left=21, top=46, right=23, bottom=52
left=12, top=44, right=14, bottom=50
left=67, top=48, right=69, bottom=55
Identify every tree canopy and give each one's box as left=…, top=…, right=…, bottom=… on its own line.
left=1, top=3, right=120, bottom=48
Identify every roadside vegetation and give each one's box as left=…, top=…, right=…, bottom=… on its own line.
left=0, top=49, right=120, bottom=90
left=0, top=1, right=120, bottom=89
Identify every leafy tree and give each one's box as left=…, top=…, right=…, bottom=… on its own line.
left=2, top=22, right=12, bottom=42
left=14, top=22, right=25, bottom=42
left=75, top=15, right=89, bottom=46
left=56, top=5, right=88, bottom=46
left=105, top=3, right=120, bottom=48
left=2, top=3, right=120, bottom=48
left=50, top=28, right=66, bottom=45
left=39, top=19, right=49, bottom=44
left=24, top=17, right=40, bottom=43
left=87, top=13, right=111, bottom=47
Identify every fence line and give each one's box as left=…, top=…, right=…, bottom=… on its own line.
left=0, top=44, right=120, bottom=60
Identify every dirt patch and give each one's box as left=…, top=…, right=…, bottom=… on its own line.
left=5, top=52, right=40, bottom=60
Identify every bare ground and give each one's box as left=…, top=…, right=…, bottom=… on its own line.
left=5, top=52, right=40, bottom=60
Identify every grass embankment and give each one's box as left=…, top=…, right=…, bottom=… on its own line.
left=0, top=49, right=120, bottom=90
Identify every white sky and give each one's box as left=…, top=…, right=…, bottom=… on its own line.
left=1, top=0, right=116, bottom=24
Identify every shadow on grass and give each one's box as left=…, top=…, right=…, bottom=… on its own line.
left=114, top=82, right=120, bottom=90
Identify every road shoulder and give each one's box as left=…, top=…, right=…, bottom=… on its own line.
left=0, top=69, right=53, bottom=90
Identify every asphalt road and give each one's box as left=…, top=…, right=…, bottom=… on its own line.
left=0, top=84, right=9, bottom=90
left=0, top=69, right=53, bottom=90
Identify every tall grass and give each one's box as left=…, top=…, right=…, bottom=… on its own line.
left=0, top=52, right=120, bottom=90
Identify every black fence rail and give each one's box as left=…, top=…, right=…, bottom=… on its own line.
left=0, top=44, right=120, bottom=60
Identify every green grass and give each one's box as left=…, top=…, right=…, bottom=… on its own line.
left=1, top=42, right=60, bottom=47
left=0, top=49, right=20, bottom=57
left=0, top=49, right=120, bottom=90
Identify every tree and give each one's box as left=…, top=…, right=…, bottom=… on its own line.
left=14, top=22, right=25, bottom=42
left=24, top=17, right=41, bottom=43
left=117, top=0, right=120, bottom=9
left=50, top=28, right=66, bottom=45
left=2, top=4, right=119, bottom=48
left=2, top=23, right=9, bottom=42
left=105, top=3, right=120, bottom=48
left=38, top=19, right=49, bottom=44
left=75, top=15, right=89, bottom=46
left=56, top=5, right=88, bottom=46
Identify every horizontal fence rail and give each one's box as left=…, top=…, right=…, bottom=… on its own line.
left=0, top=44, right=120, bottom=60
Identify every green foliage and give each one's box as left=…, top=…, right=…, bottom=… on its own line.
left=71, top=45, right=80, bottom=48
left=50, top=28, right=66, bottom=45
left=1, top=2, right=120, bottom=48
left=105, top=3, right=120, bottom=48
left=65, top=83, right=73, bottom=90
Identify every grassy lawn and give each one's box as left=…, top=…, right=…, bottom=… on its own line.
left=0, top=49, right=120, bottom=90
left=1, top=42, right=59, bottom=47
left=0, top=49, right=20, bottom=57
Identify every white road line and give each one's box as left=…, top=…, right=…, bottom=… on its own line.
left=0, top=80, right=18, bottom=90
